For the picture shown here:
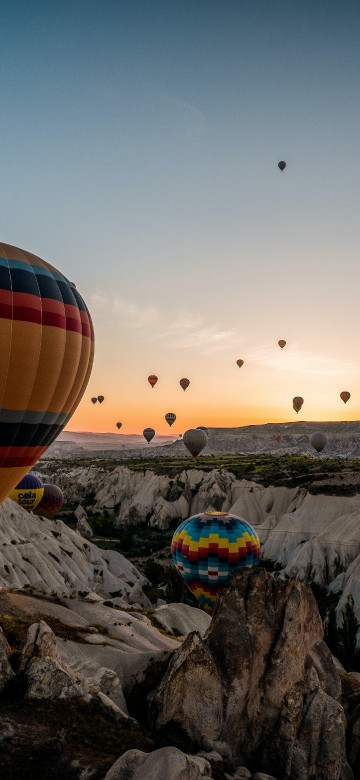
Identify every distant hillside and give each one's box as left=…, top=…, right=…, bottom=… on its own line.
left=45, top=430, right=178, bottom=457
left=42, top=420, right=360, bottom=460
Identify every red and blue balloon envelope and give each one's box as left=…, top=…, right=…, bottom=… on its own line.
left=171, top=511, right=260, bottom=611
left=33, top=483, right=64, bottom=519
left=0, top=242, right=94, bottom=503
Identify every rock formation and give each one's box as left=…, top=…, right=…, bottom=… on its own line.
left=150, top=567, right=352, bottom=779
left=43, top=464, right=360, bottom=641
left=0, top=498, right=149, bottom=604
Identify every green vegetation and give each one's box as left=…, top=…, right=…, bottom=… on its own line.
left=46, top=453, right=360, bottom=493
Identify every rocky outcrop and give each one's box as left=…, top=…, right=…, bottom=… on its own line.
left=0, top=627, right=14, bottom=693
left=19, top=619, right=134, bottom=721
left=104, top=747, right=212, bottom=780
left=0, top=499, right=149, bottom=604
left=150, top=568, right=352, bottom=780
left=75, top=504, right=93, bottom=539
left=39, top=464, right=360, bottom=640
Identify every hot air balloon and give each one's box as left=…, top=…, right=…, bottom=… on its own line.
left=91, top=397, right=97, bottom=404
left=165, top=413, right=176, bottom=427
left=183, top=428, right=207, bottom=457
left=310, top=432, right=328, bottom=454
left=148, top=375, right=158, bottom=388
left=116, top=422, right=122, bottom=430
left=97, top=395, right=105, bottom=404
left=9, top=472, right=44, bottom=512
left=197, top=426, right=209, bottom=436
left=171, top=511, right=260, bottom=611
left=143, top=427, right=155, bottom=443
left=340, top=391, right=351, bottom=404
left=0, top=242, right=94, bottom=504
left=179, top=378, right=190, bottom=391
left=275, top=433, right=282, bottom=442
left=293, top=396, right=304, bottom=414
left=33, top=483, right=64, bottom=519
left=278, top=340, right=286, bottom=349
left=278, top=161, right=286, bottom=171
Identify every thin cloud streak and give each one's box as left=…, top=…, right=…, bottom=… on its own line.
left=245, top=342, right=360, bottom=376
left=160, top=309, right=239, bottom=353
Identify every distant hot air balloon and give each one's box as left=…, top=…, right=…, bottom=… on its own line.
left=0, top=242, right=94, bottom=504
left=183, top=428, right=207, bottom=458
left=236, top=359, right=244, bottom=368
left=171, top=511, right=261, bottom=611
left=143, top=427, right=155, bottom=443
left=116, top=422, right=122, bottom=430
left=278, top=161, right=286, bottom=171
left=278, top=340, right=286, bottom=349
left=97, top=395, right=105, bottom=403
left=9, top=472, right=44, bottom=512
left=179, top=378, right=190, bottom=391
left=293, top=396, right=304, bottom=414
left=33, top=483, right=64, bottom=519
left=91, top=397, right=97, bottom=404
left=148, top=375, right=158, bottom=388
left=310, top=432, right=328, bottom=454
left=340, top=391, right=351, bottom=404
left=275, top=433, right=282, bottom=442
left=197, top=426, right=209, bottom=436
left=165, top=413, right=176, bottom=427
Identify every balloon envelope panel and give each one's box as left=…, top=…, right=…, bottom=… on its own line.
left=9, top=472, right=44, bottom=511
left=33, top=483, right=64, bottom=519
left=0, top=243, right=94, bottom=502
left=171, top=511, right=260, bottom=611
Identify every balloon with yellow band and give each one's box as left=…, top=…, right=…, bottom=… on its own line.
left=171, top=511, right=261, bottom=612
left=9, top=472, right=44, bottom=512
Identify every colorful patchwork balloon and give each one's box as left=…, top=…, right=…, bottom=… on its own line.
left=9, top=472, right=44, bottom=511
left=33, top=483, right=64, bottom=519
left=0, top=242, right=94, bottom=502
left=171, top=511, right=260, bottom=611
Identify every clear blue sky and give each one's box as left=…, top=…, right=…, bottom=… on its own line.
left=1, top=1, right=360, bottom=432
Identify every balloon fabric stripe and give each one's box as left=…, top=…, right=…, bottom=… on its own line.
left=0, top=242, right=94, bottom=503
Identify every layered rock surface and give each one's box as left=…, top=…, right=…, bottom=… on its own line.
left=42, top=464, right=360, bottom=633
left=150, top=567, right=352, bottom=780
left=0, top=498, right=149, bottom=604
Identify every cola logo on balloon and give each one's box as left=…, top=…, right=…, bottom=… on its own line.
left=0, top=242, right=94, bottom=503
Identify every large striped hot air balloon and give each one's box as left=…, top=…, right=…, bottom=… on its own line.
left=171, top=511, right=260, bottom=611
left=9, top=472, right=44, bottom=511
left=33, top=482, right=64, bottom=519
left=165, top=412, right=176, bottom=427
left=0, top=242, right=94, bottom=503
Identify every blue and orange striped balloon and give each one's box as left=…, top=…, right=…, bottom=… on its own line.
left=0, top=242, right=94, bottom=502
left=171, top=511, right=260, bottom=611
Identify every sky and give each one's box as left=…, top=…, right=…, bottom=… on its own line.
left=1, top=0, right=360, bottom=436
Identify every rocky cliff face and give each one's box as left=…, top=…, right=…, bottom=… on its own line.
left=43, top=464, right=360, bottom=639
left=150, top=567, right=352, bottom=780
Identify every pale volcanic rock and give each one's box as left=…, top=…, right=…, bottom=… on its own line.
left=0, top=590, right=179, bottom=712
left=151, top=568, right=350, bottom=779
left=0, top=499, right=148, bottom=603
left=75, top=504, right=93, bottom=539
left=104, top=746, right=212, bottom=780
left=149, top=494, right=189, bottom=530
left=150, top=603, right=211, bottom=638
